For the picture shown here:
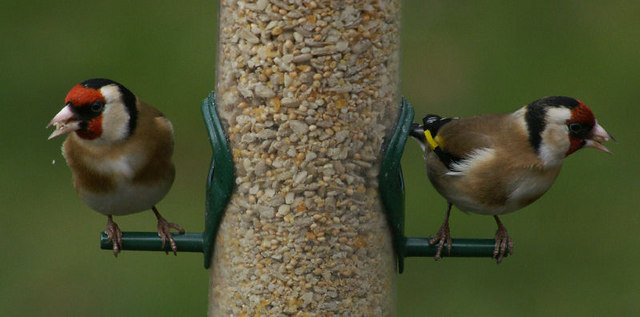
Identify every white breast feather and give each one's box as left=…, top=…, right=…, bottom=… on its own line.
left=508, top=173, right=553, bottom=205
left=84, top=150, right=147, bottom=179
left=74, top=147, right=168, bottom=215
left=80, top=180, right=172, bottom=215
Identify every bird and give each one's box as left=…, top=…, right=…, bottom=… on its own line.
left=48, top=78, right=184, bottom=256
left=409, top=96, right=614, bottom=263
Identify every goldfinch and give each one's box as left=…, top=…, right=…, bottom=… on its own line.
left=48, top=78, right=184, bottom=256
left=410, top=96, right=613, bottom=263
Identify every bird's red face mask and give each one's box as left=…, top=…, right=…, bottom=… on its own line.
left=48, top=84, right=106, bottom=140
left=566, top=102, right=614, bottom=156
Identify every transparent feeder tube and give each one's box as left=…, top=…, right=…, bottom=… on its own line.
left=210, top=0, right=402, bottom=315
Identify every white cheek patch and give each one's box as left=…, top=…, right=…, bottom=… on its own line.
left=539, top=127, right=570, bottom=165
left=545, top=107, right=573, bottom=123
left=538, top=107, right=572, bottom=166
left=98, top=85, right=132, bottom=143
left=101, top=103, right=130, bottom=141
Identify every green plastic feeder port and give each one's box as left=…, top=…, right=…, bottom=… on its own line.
left=100, top=94, right=506, bottom=271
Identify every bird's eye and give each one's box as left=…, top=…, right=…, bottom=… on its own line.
left=568, top=122, right=592, bottom=139
left=568, top=122, right=583, bottom=133
left=90, top=101, right=105, bottom=113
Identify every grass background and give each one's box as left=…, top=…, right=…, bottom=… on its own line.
left=1, top=0, right=638, bottom=315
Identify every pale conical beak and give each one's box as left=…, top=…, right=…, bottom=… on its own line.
left=47, top=105, right=80, bottom=140
left=584, top=120, right=615, bottom=154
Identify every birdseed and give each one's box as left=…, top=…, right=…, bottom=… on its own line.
left=210, top=0, right=401, bottom=315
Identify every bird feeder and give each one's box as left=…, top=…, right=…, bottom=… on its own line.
left=99, top=0, right=507, bottom=315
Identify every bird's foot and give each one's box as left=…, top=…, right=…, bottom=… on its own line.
left=153, top=207, right=185, bottom=255
left=493, top=217, right=514, bottom=264
left=429, top=221, right=452, bottom=261
left=105, top=216, right=123, bottom=257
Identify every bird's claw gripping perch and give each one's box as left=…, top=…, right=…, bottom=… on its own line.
left=493, top=216, right=513, bottom=264
left=429, top=203, right=453, bottom=260
left=105, top=215, right=123, bottom=257
left=429, top=223, right=452, bottom=261
left=153, top=207, right=185, bottom=255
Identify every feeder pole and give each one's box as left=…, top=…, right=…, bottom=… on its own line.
left=210, top=1, right=402, bottom=315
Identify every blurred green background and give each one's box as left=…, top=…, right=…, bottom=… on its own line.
left=1, top=0, right=637, bottom=315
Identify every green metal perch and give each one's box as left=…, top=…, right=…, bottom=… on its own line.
left=100, top=232, right=203, bottom=253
